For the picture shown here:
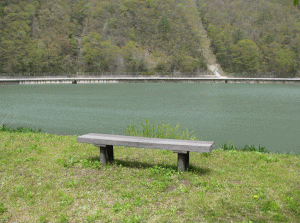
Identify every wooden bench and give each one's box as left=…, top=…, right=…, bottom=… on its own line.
left=77, top=133, right=215, bottom=172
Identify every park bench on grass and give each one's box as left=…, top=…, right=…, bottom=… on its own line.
left=77, top=133, right=215, bottom=172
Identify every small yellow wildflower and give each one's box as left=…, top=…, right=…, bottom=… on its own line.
left=254, top=195, right=258, bottom=198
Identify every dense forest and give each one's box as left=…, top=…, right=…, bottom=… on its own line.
left=0, top=0, right=300, bottom=77
left=198, top=0, right=300, bottom=77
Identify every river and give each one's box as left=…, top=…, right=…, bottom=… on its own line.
left=1, top=83, right=299, bottom=154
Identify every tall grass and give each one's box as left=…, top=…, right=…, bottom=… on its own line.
left=221, top=142, right=268, bottom=153
left=0, top=124, right=42, bottom=133
left=125, top=119, right=270, bottom=153
left=125, top=119, right=198, bottom=140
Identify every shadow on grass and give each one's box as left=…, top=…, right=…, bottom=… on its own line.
left=84, top=156, right=211, bottom=175
left=187, top=165, right=211, bottom=175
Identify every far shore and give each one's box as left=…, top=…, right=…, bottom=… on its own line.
left=1, top=75, right=300, bottom=85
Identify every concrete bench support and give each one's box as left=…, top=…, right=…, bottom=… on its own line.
left=98, top=145, right=114, bottom=166
left=77, top=133, right=215, bottom=172
left=173, top=151, right=189, bottom=172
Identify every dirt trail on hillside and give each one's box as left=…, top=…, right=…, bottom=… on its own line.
left=188, top=0, right=225, bottom=77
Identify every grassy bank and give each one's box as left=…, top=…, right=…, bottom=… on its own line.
left=0, top=129, right=300, bottom=222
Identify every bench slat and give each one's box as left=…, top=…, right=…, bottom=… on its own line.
left=77, top=133, right=215, bottom=153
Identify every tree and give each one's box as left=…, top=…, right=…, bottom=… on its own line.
left=158, top=16, right=170, bottom=41
left=232, top=39, right=262, bottom=72
left=275, top=49, right=296, bottom=73
left=122, top=41, right=148, bottom=72
left=82, top=32, right=120, bottom=72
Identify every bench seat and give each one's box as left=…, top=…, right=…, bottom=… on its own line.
left=77, top=133, right=215, bottom=171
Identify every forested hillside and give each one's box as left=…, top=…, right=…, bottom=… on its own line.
left=197, top=0, right=300, bottom=77
left=0, top=0, right=207, bottom=74
left=1, top=0, right=300, bottom=77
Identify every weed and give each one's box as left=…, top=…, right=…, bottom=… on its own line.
left=151, top=180, right=169, bottom=191
left=39, top=215, right=47, bottom=223
left=261, top=200, right=280, bottom=212
left=63, top=156, right=79, bottom=168
left=192, top=178, right=225, bottom=192
left=0, top=213, right=11, bottom=222
left=24, top=156, right=38, bottom=162
left=15, top=185, right=25, bottom=198
left=125, top=119, right=198, bottom=140
left=283, top=190, right=300, bottom=215
left=57, top=213, right=68, bottom=223
left=272, top=213, right=286, bottom=221
left=80, top=158, right=101, bottom=169
left=65, top=180, right=78, bottom=188
left=26, top=192, right=35, bottom=204
left=59, top=192, right=73, bottom=206
left=0, top=124, right=42, bottom=133
left=121, top=191, right=135, bottom=199
left=133, top=196, right=147, bottom=206
left=148, top=165, right=175, bottom=181
left=112, top=202, right=129, bottom=213
left=122, top=214, right=143, bottom=223
left=257, top=153, right=279, bottom=163
left=222, top=142, right=269, bottom=153
left=86, top=212, right=101, bottom=222
left=0, top=202, right=7, bottom=215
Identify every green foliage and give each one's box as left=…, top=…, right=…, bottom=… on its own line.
left=63, top=156, right=79, bottom=168
left=263, top=34, right=274, bottom=44
left=284, top=190, right=300, bottom=215
left=201, top=0, right=300, bottom=76
left=58, top=213, right=68, bottom=223
left=80, top=158, right=101, bottom=169
left=70, top=0, right=89, bottom=25
left=232, top=39, right=262, bottom=72
left=158, top=16, right=171, bottom=40
left=125, top=119, right=198, bottom=140
left=232, top=29, right=243, bottom=44
left=207, top=24, right=233, bottom=71
left=275, top=49, right=296, bottom=73
left=0, top=202, right=7, bottom=215
left=0, top=0, right=207, bottom=74
left=122, top=41, right=149, bottom=72
left=1, top=0, right=300, bottom=75
left=294, top=0, right=298, bottom=6
left=222, top=142, right=268, bottom=153
left=0, top=124, right=42, bottom=133
left=82, top=32, right=120, bottom=72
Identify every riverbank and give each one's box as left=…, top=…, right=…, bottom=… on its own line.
left=0, top=131, right=299, bottom=222
left=1, top=76, right=300, bottom=85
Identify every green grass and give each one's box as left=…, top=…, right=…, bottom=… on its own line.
left=0, top=124, right=42, bottom=133
left=125, top=119, right=198, bottom=140
left=221, top=142, right=269, bottom=153
left=0, top=123, right=300, bottom=222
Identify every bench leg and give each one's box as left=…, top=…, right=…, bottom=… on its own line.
left=107, top=145, right=114, bottom=163
left=100, top=147, right=107, bottom=166
left=99, top=145, right=114, bottom=167
left=185, top=152, right=189, bottom=168
left=177, top=152, right=189, bottom=172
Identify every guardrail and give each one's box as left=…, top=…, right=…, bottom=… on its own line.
left=0, top=71, right=212, bottom=79
left=1, top=77, right=300, bottom=85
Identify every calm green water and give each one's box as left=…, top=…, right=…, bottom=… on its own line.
left=1, top=83, right=299, bottom=154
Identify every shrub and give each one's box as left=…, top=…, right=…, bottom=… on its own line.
left=125, top=119, right=198, bottom=140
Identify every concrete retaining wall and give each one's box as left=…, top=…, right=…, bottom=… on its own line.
left=1, top=77, right=300, bottom=85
